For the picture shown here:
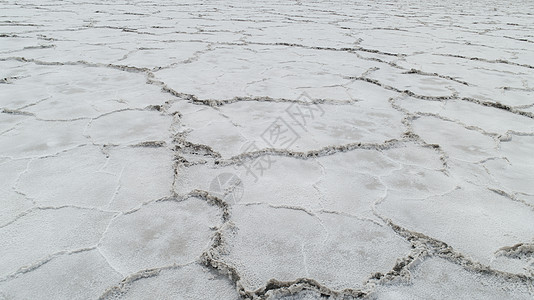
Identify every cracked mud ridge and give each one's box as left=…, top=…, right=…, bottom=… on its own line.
left=1, top=0, right=534, bottom=299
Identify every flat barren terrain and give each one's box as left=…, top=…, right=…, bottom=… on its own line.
left=1, top=0, right=533, bottom=299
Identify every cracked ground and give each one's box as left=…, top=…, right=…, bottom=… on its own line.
left=1, top=0, right=534, bottom=299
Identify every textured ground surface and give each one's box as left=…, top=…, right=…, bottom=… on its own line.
left=1, top=0, right=534, bottom=299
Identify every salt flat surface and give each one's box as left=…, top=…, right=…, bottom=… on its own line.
left=1, top=0, right=534, bottom=299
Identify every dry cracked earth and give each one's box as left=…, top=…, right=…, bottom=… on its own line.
left=1, top=0, right=534, bottom=299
